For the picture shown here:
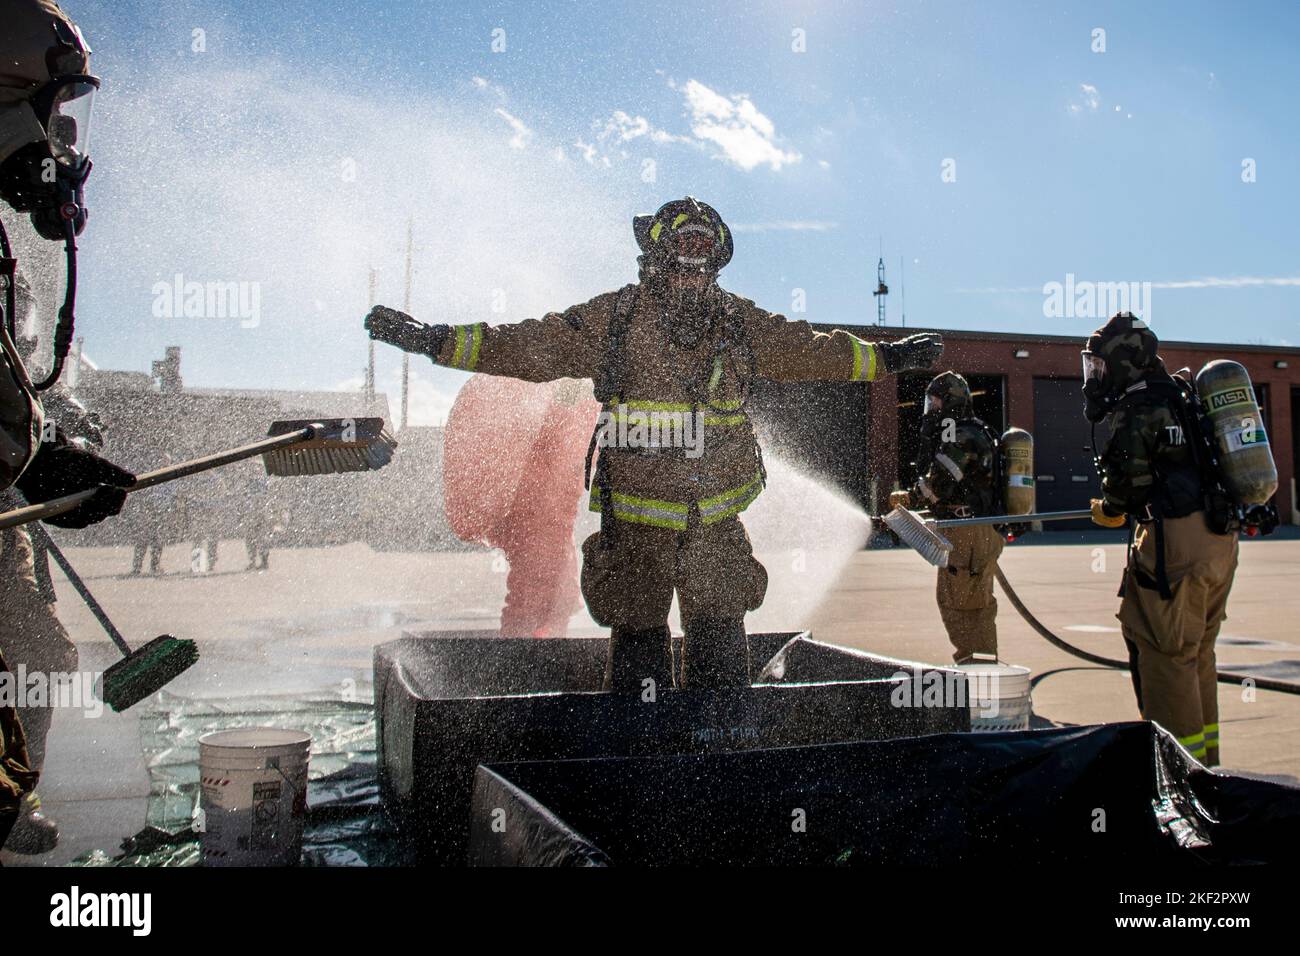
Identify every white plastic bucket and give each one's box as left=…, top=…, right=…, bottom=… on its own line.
left=958, top=663, right=1032, bottom=732
left=198, top=727, right=311, bottom=866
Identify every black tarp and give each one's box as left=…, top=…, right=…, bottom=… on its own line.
left=468, top=722, right=1300, bottom=866
left=375, top=632, right=970, bottom=863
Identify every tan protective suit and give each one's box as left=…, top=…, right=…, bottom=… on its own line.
left=936, top=524, right=1005, bottom=663
left=1118, top=513, right=1238, bottom=767
left=431, top=284, right=885, bottom=635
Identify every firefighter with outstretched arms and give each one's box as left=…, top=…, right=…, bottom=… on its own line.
left=365, top=197, right=942, bottom=691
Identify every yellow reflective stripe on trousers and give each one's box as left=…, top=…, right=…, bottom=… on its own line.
left=1177, top=730, right=1207, bottom=759
left=610, top=411, right=744, bottom=426
left=589, top=491, right=689, bottom=531
left=850, top=336, right=879, bottom=383
left=588, top=473, right=764, bottom=529
left=449, top=323, right=484, bottom=371
left=622, top=400, right=693, bottom=412
left=1204, top=723, right=1220, bottom=746
left=699, top=473, right=763, bottom=524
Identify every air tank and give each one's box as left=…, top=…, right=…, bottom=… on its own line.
left=1195, top=360, right=1277, bottom=505
left=1000, top=427, right=1035, bottom=515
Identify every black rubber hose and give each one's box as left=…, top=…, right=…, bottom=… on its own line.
left=993, top=565, right=1300, bottom=697
left=33, top=218, right=77, bottom=391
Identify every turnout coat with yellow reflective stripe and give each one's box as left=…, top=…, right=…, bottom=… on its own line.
left=432, top=283, right=883, bottom=530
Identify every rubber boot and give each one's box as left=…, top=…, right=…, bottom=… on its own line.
left=604, top=625, right=673, bottom=693
left=3, top=792, right=59, bottom=855
left=681, top=617, right=751, bottom=689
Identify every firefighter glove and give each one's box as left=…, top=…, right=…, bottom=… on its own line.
left=16, top=443, right=135, bottom=529
left=880, top=332, right=944, bottom=374
left=365, top=306, right=450, bottom=358
left=1090, top=498, right=1126, bottom=528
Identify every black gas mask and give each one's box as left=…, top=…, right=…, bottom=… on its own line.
left=1081, top=351, right=1113, bottom=423
left=919, top=390, right=945, bottom=436
left=0, top=73, right=98, bottom=390
left=1081, top=313, right=1160, bottom=424
left=0, top=74, right=97, bottom=239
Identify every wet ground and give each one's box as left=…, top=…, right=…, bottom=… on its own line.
left=6, top=531, right=1299, bottom=865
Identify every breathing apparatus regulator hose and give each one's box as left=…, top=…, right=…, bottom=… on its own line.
left=32, top=218, right=78, bottom=391
left=993, top=565, right=1300, bottom=697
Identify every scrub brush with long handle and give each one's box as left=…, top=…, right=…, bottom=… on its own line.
left=880, top=506, right=1094, bottom=568
left=30, top=523, right=198, bottom=712
left=0, top=418, right=397, bottom=531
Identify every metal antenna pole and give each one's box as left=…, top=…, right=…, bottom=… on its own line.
left=900, top=256, right=906, bottom=328
left=401, top=219, right=413, bottom=431
left=872, top=242, right=888, bottom=326
left=366, top=267, right=377, bottom=410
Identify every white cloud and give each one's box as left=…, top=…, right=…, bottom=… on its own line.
left=494, top=108, right=533, bottom=149
left=1072, top=83, right=1101, bottom=113
left=572, top=139, right=611, bottom=167
left=957, top=275, right=1300, bottom=294
left=730, top=221, right=839, bottom=234
left=470, top=75, right=507, bottom=102
left=577, top=81, right=798, bottom=173
left=1149, top=275, right=1300, bottom=289
left=595, top=110, right=685, bottom=145
left=673, top=79, right=801, bottom=171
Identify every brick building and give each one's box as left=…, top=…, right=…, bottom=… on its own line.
left=768, top=324, right=1300, bottom=526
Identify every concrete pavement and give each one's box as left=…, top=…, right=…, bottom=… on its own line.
left=5, top=531, right=1298, bottom=865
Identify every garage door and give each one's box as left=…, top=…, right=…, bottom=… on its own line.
left=1032, top=377, right=1102, bottom=529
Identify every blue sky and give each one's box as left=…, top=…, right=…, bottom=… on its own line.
left=34, top=0, right=1300, bottom=421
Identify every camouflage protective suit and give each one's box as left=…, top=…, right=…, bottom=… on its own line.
left=908, top=395, right=1004, bottom=663
left=0, top=317, right=41, bottom=838
left=1089, top=314, right=1237, bottom=767
left=1, top=0, right=131, bottom=846
left=0, top=517, right=77, bottom=774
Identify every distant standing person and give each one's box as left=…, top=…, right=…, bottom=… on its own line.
left=187, top=473, right=223, bottom=573
left=129, top=483, right=177, bottom=575
left=242, top=469, right=271, bottom=571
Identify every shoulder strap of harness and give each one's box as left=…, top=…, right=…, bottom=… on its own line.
left=584, top=286, right=639, bottom=544
left=1114, top=377, right=1189, bottom=600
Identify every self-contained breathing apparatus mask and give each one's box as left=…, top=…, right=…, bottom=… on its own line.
left=633, top=197, right=734, bottom=350
left=1081, top=350, right=1112, bottom=423
left=0, top=11, right=97, bottom=392
left=1081, top=312, right=1159, bottom=424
